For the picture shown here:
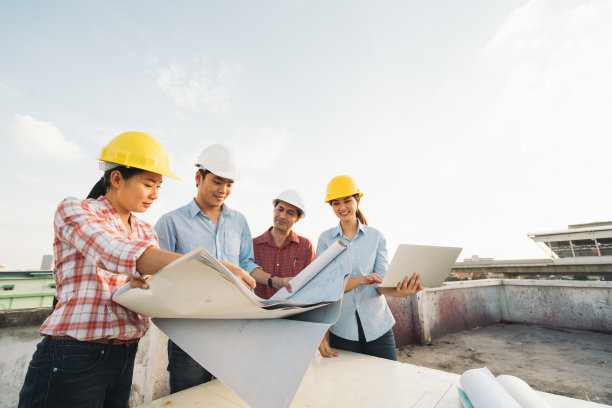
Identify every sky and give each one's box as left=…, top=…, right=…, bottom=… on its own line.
left=1, top=0, right=611, bottom=269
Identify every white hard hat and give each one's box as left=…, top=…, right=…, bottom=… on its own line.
left=194, top=144, right=240, bottom=180
left=273, top=189, right=306, bottom=218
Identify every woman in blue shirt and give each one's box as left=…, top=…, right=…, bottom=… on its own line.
left=317, top=175, right=423, bottom=360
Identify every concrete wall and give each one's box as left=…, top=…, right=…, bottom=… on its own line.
left=501, top=280, right=612, bottom=332
left=388, top=279, right=612, bottom=346
left=0, top=309, right=169, bottom=408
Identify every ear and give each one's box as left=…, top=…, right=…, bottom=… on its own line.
left=195, top=170, right=202, bottom=187
left=355, top=195, right=361, bottom=206
left=109, top=170, right=123, bottom=189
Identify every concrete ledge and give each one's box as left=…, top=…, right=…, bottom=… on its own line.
left=0, top=307, right=52, bottom=328
left=388, top=279, right=612, bottom=345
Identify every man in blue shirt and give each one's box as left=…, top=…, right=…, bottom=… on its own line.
left=155, top=143, right=282, bottom=393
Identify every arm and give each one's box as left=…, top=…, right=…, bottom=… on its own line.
left=345, top=274, right=383, bottom=292
left=316, top=234, right=380, bottom=293
left=305, top=239, right=316, bottom=266
left=135, top=246, right=182, bottom=274
left=154, top=214, right=177, bottom=252
left=130, top=247, right=256, bottom=290
left=219, top=260, right=256, bottom=289
left=238, top=217, right=261, bottom=274
left=250, top=267, right=291, bottom=292
left=56, top=198, right=154, bottom=278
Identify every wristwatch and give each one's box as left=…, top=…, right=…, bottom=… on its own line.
left=268, top=275, right=275, bottom=288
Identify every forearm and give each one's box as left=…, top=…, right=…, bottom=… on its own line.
left=344, top=277, right=363, bottom=292
left=250, top=267, right=270, bottom=284
left=376, top=286, right=399, bottom=296
left=136, top=246, right=182, bottom=275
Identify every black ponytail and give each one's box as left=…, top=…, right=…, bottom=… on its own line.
left=87, top=176, right=108, bottom=199
left=87, top=166, right=145, bottom=199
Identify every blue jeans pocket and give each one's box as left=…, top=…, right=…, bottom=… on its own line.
left=54, top=345, right=103, bottom=373
left=46, top=345, right=105, bottom=407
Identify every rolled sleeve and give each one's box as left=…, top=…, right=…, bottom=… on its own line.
left=372, top=234, right=389, bottom=278
left=316, top=233, right=331, bottom=257
left=55, top=198, right=150, bottom=278
left=155, top=214, right=177, bottom=252
left=238, top=217, right=260, bottom=273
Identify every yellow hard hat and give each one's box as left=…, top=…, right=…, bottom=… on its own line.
left=97, top=131, right=180, bottom=179
left=324, top=175, right=363, bottom=203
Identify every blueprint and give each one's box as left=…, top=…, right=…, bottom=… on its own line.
left=113, top=240, right=348, bottom=319
left=112, top=241, right=351, bottom=408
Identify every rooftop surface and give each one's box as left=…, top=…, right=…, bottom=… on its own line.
left=397, top=322, right=612, bottom=405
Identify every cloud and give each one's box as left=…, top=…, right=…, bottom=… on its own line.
left=481, top=0, right=612, bottom=152
left=18, top=173, right=40, bottom=184
left=155, top=59, right=239, bottom=113
left=230, top=127, right=290, bottom=172
left=9, top=114, right=82, bottom=162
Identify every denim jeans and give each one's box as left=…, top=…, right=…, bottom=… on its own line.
left=329, top=312, right=398, bottom=361
left=167, top=339, right=213, bottom=393
left=18, top=337, right=138, bottom=408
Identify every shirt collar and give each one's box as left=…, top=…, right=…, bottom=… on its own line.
left=188, top=198, right=231, bottom=219
left=97, top=196, right=137, bottom=230
left=256, top=226, right=299, bottom=248
left=332, top=220, right=365, bottom=238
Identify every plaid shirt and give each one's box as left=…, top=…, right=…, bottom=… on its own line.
left=39, top=196, right=158, bottom=340
left=253, top=227, right=315, bottom=299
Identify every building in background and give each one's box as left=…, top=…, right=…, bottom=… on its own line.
left=0, top=255, right=54, bottom=310
left=528, top=222, right=612, bottom=263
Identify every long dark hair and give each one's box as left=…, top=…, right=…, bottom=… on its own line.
left=87, top=165, right=145, bottom=199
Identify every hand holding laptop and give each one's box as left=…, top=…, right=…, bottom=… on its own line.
left=380, top=244, right=462, bottom=288
left=393, top=273, right=424, bottom=296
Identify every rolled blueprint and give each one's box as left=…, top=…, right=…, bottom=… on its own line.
left=270, top=240, right=347, bottom=300
left=459, top=368, right=521, bottom=408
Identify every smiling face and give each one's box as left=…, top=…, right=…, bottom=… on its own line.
left=329, top=195, right=360, bottom=222
left=195, top=170, right=234, bottom=210
left=272, top=200, right=300, bottom=234
left=113, top=170, right=163, bottom=214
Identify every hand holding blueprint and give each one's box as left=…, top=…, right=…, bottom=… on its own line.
left=113, top=240, right=349, bottom=319
left=113, top=241, right=351, bottom=408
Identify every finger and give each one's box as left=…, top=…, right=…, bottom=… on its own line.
left=130, top=279, right=149, bottom=290
left=411, top=274, right=421, bottom=290
left=320, top=346, right=339, bottom=358
left=368, top=275, right=382, bottom=284
left=243, top=274, right=256, bottom=289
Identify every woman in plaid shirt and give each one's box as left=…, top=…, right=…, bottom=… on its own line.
left=18, top=132, right=255, bottom=408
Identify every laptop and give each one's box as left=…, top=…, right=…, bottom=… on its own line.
left=380, top=244, right=462, bottom=288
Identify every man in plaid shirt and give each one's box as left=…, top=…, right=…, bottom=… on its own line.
left=253, top=190, right=315, bottom=299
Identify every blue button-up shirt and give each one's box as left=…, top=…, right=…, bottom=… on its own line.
left=155, top=199, right=259, bottom=273
left=317, top=222, right=395, bottom=341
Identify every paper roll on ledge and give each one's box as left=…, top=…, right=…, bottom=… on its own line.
left=458, top=367, right=552, bottom=408
left=113, top=241, right=352, bottom=408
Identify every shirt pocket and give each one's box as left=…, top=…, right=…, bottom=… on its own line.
left=223, top=230, right=241, bottom=265
left=292, top=259, right=306, bottom=275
